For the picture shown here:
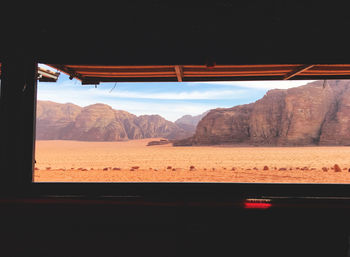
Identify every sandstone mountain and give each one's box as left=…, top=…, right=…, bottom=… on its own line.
left=175, top=111, right=209, bottom=127
left=174, top=111, right=209, bottom=135
left=36, top=101, right=194, bottom=141
left=175, top=80, right=350, bottom=146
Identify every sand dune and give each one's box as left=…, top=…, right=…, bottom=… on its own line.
left=34, top=139, right=350, bottom=183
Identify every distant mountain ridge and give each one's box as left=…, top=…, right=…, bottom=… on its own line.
left=175, top=111, right=209, bottom=126
left=174, top=111, right=209, bottom=135
left=175, top=80, right=350, bottom=146
left=36, top=101, right=195, bottom=141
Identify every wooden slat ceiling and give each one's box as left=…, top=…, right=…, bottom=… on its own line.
left=48, top=64, right=350, bottom=84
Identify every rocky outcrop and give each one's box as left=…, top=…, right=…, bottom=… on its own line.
left=36, top=101, right=193, bottom=141
left=60, top=104, right=131, bottom=141
left=36, top=101, right=82, bottom=140
left=194, top=105, right=254, bottom=145
left=319, top=81, right=350, bottom=145
left=177, top=80, right=350, bottom=146
left=146, top=139, right=171, bottom=146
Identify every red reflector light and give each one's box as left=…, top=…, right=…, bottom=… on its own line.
left=244, top=199, right=272, bottom=209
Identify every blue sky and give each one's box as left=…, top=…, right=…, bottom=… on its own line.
left=37, top=64, right=314, bottom=122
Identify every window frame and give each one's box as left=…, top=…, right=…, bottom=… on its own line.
left=3, top=58, right=350, bottom=200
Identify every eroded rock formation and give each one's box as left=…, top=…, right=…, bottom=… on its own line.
left=36, top=101, right=193, bottom=141
left=177, top=80, right=350, bottom=146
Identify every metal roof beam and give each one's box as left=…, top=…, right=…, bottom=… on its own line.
left=283, top=64, right=315, bottom=80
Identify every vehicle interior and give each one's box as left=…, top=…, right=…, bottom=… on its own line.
left=2, top=2, right=350, bottom=256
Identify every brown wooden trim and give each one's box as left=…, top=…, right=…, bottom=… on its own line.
left=283, top=64, right=315, bottom=80
left=174, top=65, right=183, bottom=82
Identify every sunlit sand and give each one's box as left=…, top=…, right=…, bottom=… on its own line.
left=34, top=139, right=350, bottom=183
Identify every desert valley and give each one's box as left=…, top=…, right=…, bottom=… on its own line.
left=35, top=139, right=350, bottom=183
left=34, top=80, right=350, bottom=183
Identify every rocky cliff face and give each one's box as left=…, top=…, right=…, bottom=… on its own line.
left=36, top=101, right=83, bottom=140
left=178, top=80, right=350, bottom=146
left=194, top=105, right=254, bottom=145
left=36, top=101, right=193, bottom=141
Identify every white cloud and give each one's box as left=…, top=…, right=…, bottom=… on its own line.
left=89, top=88, right=249, bottom=100
left=37, top=90, right=214, bottom=121
left=38, top=79, right=252, bottom=100
left=37, top=89, right=97, bottom=107
left=107, top=100, right=213, bottom=121
left=194, top=80, right=316, bottom=90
